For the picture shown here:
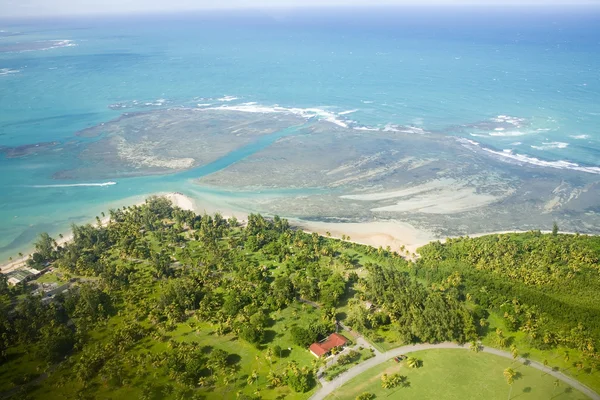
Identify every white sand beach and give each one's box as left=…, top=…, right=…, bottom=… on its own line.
left=293, top=218, right=436, bottom=254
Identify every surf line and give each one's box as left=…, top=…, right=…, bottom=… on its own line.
left=27, top=182, right=117, bottom=188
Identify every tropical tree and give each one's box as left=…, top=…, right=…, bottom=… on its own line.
left=356, top=393, right=375, bottom=400
left=406, top=357, right=420, bottom=368
left=503, top=368, right=516, bottom=400
left=247, top=370, right=259, bottom=386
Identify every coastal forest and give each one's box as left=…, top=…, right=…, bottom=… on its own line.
left=0, top=196, right=599, bottom=399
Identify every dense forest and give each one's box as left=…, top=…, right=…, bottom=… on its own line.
left=0, top=197, right=598, bottom=399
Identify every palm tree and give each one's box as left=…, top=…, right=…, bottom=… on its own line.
left=503, top=368, right=516, bottom=400
left=406, top=357, right=420, bottom=368
left=575, top=360, right=585, bottom=375
left=510, top=345, right=518, bottom=361
left=247, top=370, right=258, bottom=386
left=266, top=371, right=283, bottom=388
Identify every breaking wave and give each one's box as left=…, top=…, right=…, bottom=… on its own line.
left=205, top=103, right=350, bottom=128
left=0, top=68, right=19, bottom=76
left=457, top=138, right=600, bottom=175
left=531, top=142, right=569, bottom=150
left=29, top=182, right=117, bottom=188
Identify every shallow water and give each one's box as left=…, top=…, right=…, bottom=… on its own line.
left=0, top=7, right=599, bottom=261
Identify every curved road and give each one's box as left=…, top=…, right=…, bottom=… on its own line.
left=310, top=342, right=600, bottom=400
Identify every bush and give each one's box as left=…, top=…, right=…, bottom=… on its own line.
left=356, top=393, right=375, bottom=400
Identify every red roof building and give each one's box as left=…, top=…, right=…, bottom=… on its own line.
left=309, top=333, right=348, bottom=358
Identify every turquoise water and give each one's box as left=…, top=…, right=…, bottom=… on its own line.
left=1, top=7, right=599, bottom=260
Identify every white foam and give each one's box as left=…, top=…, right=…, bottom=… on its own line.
left=196, top=103, right=212, bottom=107
left=29, top=182, right=117, bottom=188
left=492, top=115, right=525, bottom=127
left=353, top=126, right=380, bottom=131
left=217, top=95, right=239, bottom=102
left=399, top=126, right=426, bottom=134
left=144, top=99, right=167, bottom=106
left=338, top=109, right=359, bottom=115
left=509, top=142, right=522, bottom=146
left=457, top=138, right=600, bottom=175
left=531, top=142, right=569, bottom=150
left=489, top=130, right=531, bottom=137
left=207, top=104, right=349, bottom=128
left=570, top=134, right=590, bottom=140
left=361, top=100, right=374, bottom=104
left=383, top=124, right=400, bottom=132
left=0, top=68, right=19, bottom=76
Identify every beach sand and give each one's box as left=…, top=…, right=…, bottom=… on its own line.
left=292, top=218, right=435, bottom=254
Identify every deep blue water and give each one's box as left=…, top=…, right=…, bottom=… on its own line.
left=0, top=6, right=599, bottom=260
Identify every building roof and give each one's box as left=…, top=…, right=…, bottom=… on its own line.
left=309, top=333, right=348, bottom=357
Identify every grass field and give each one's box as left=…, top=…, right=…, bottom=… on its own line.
left=326, top=349, right=589, bottom=400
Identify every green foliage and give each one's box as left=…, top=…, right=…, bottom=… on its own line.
left=417, top=232, right=600, bottom=351
left=3, top=197, right=599, bottom=399
left=36, top=324, right=75, bottom=363
left=380, top=372, right=408, bottom=389
left=285, top=363, right=315, bottom=393
left=290, top=322, right=333, bottom=347
left=363, top=265, right=476, bottom=344
left=356, top=392, right=375, bottom=400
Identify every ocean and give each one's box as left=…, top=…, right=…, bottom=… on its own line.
left=1, top=6, right=599, bottom=261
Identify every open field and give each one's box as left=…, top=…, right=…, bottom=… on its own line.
left=326, top=349, right=589, bottom=400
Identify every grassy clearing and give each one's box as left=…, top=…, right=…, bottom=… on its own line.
left=327, top=349, right=589, bottom=400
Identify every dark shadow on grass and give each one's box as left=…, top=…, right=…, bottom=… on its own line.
left=280, top=349, right=291, bottom=358
left=262, top=330, right=277, bottom=344
left=227, top=353, right=241, bottom=366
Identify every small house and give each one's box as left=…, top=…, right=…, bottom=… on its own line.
left=309, top=333, right=348, bottom=358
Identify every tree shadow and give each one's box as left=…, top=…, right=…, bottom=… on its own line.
left=227, top=353, right=242, bottom=366
left=280, top=348, right=291, bottom=358
left=336, top=311, right=348, bottom=321
left=514, top=372, right=523, bottom=380
left=262, top=330, right=277, bottom=344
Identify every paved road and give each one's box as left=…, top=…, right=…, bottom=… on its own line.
left=310, top=342, right=600, bottom=400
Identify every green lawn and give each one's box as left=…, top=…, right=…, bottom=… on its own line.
left=327, top=349, right=590, bottom=400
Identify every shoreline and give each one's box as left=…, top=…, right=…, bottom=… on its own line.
left=0, top=192, right=194, bottom=275
left=0, top=192, right=594, bottom=274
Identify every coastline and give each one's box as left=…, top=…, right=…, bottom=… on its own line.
left=1, top=192, right=593, bottom=275
left=0, top=192, right=194, bottom=274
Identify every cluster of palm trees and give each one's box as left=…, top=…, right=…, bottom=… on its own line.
left=380, top=372, right=409, bottom=389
